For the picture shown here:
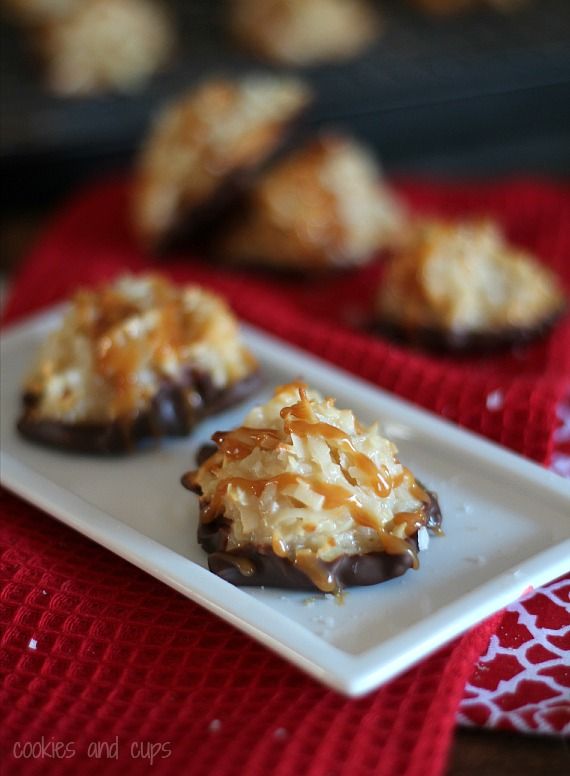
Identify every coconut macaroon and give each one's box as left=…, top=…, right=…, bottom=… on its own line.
left=33, top=0, right=173, bottom=96
left=132, top=75, right=311, bottom=251
left=375, top=219, right=566, bottom=351
left=229, top=0, right=381, bottom=66
left=18, top=274, right=260, bottom=454
left=183, top=381, right=442, bottom=592
left=215, top=136, right=405, bottom=272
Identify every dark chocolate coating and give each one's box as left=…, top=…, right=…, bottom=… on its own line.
left=372, top=305, right=567, bottom=354
left=150, top=108, right=308, bottom=255
left=17, top=370, right=261, bottom=455
left=195, top=481, right=442, bottom=591
left=153, top=173, right=253, bottom=255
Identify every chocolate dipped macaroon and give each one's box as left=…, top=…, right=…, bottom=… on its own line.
left=183, top=381, right=442, bottom=594
left=229, top=0, right=382, bottom=66
left=34, top=0, right=174, bottom=97
left=215, top=135, right=405, bottom=272
left=131, top=75, right=311, bottom=251
left=18, top=274, right=260, bottom=454
left=375, top=219, right=567, bottom=352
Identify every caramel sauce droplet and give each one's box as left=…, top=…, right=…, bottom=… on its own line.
left=393, top=512, right=426, bottom=535
left=410, top=480, right=430, bottom=503
left=391, top=471, right=405, bottom=488
left=378, top=531, right=414, bottom=557
left=215, top=552, right=256, bottom=577
left=293, top=550, right=336, bottom=593
left=272, top=533, right=289, bottom=558
left=212, top=427, right=281, bottom=461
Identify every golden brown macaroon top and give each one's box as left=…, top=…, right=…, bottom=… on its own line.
left=23, top=274, right=257, bottom=424
left=377, top=219, right=566, bottom=336
left=33, top=0, right=173, bottom=96
left=186, top=381, right=436, bottom=590
left=132, top=75, right=311, bottom=249
left=216, top=135, right=405, bottom=271
left=230, top=0, right=381, bottom=66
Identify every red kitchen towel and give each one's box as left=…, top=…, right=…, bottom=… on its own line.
left=1, top=177, right=569, bottom=773
left=0, top=490, right=499, bottom=776
left=4, top=177, right=570, bottom=464
left=460, top=399, right=570, bottom=736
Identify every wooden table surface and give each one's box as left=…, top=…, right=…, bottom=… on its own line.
left=1, top=215, right=568, bottom=776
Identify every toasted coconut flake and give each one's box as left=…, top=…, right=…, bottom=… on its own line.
left=132, top=75, right=311, bottom=249
left=34, top=0, right=173, bottom=96
left=21, top=274, right=258, bottom=425
left=230, top=0, right=381, bottom=66
left=216, top=136, right=405, bottom=271
left=376, top=219, right=566, bottom=340
left=189, top=382, right=438, bottom=570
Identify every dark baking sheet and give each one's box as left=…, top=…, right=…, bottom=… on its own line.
left=1, top=0, right=569, bottom=206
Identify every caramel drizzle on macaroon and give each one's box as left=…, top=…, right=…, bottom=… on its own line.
left=194, top=382, right=431, bottom=589
left=211, top=427, right=281, bottom=462
left=74, top=277, right=216, bottom=418
left=70, top=278, right=186, bottom=417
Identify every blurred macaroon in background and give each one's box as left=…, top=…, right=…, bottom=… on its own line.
left=1, top=0, right=568, bottom=214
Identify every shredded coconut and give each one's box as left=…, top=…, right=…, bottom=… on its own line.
left=23, top=274, right=256, bottom=423
left=378, top=219, right=565, bottom=333
left=218, top=136, right=405, bottom=270
left=38, top=0, right=173, bottom=96
left=231, top=0, right=381, bottom=66
left=133, top=75, right=310, bottom=246
left=192, top=382, right=433, bottom=563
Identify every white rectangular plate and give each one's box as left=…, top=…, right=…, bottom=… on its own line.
left=1, top=307, right=569, bottom=696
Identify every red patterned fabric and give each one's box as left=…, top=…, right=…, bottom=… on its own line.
left=1, top=178, right=569, bottom=772
left=460, top=575, right=570, bottom=734
left=459, top=397, right=570, bottom=736
left=0, top=490, right=499, bottom=775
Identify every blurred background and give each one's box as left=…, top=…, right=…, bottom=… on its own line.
left=1, top=10, right=568, bottom=770
left=1, top=0, right=569, bottom=214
